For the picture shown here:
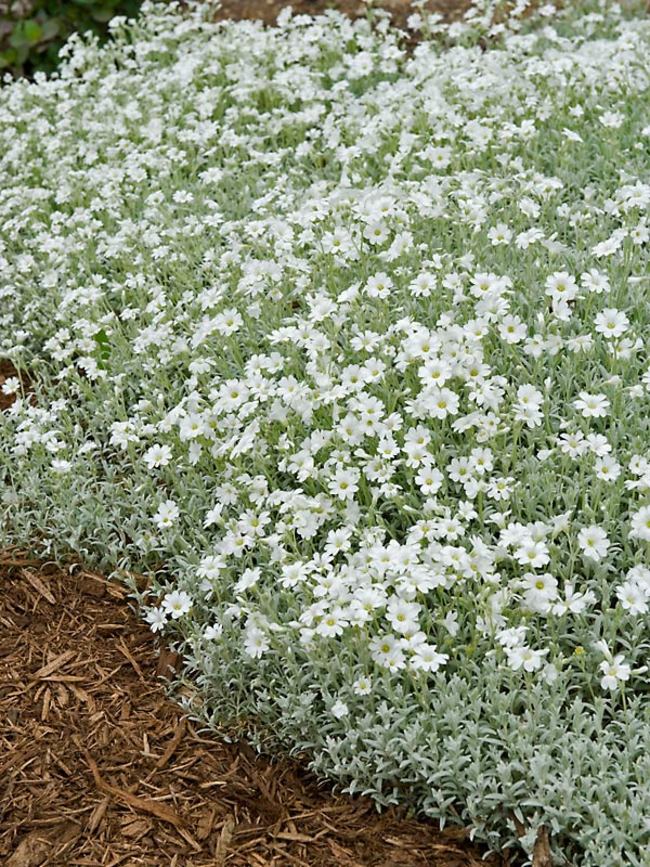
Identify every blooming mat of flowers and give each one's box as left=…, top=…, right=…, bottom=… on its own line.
left=1, top=0, right=650, bottom=862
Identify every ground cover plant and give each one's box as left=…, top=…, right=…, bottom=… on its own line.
left=1, top=0, right=649, bottom=863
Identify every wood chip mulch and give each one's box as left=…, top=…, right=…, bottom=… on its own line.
left=213, top=0, right=472, bottom=29
left=0, top=554, right=509, bottom=867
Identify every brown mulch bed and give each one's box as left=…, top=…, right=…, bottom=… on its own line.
left=0, top=555, right=508, bottom=867
left=213, top=0, right=472, bottom=28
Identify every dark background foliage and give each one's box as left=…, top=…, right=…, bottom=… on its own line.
left=0, top=0, right=141, bottom=77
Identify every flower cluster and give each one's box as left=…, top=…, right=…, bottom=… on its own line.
left=1, top=1, right=649, bottom=863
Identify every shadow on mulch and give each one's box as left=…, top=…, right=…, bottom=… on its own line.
left=0, top=555, right=508, bottom=867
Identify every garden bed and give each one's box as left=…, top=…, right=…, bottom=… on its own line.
left=1, top=1, right=649, bottom=865
left=0, top=555, right=500, bottom=867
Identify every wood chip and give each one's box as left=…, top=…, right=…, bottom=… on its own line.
left=116, top=639, right=145, bottom=681
left=156, top=647, right=181, bottom=678
left=21, top=569, right=56, bottom=605
left=214, top=815, right=236, bottom=866
left=6, top=831, right=51, bottom=867
left=87, top=797, right=110, bottom=834
left=196, top=805, right=219, bottom=841
left=156, top=718, right=186, bottom=769
left=532, top=826, right=553, bottom=867
left=83, top=749, right=186, bottom=828
left=31, top=650, right=76, bottom=680
left=275, top=831, right=315, bottom=843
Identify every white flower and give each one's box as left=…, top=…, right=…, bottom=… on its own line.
left=145, top=607, right=167, bottom=633
left=442, top=611, right=460, bottom=637
left=496, top=626, right=528, bottom=648
left=551, top=583, right=596, bottom=615
left=144, top=443, right=172, bottom=469
left=423, top=387, right=460, bottom=419
left=386, top=598, right=421, bottom=635
left=629, top=505, right=650, bottom=541
left=599, top=655, right=631, bottom=690
left=370, top=634, right=406, bottom=671
left=415, top=464, right=443, bottom=494
left=615, top=581, right=647, bottom=615
left=197, top=555, right=226, bottom=580
left=316, top=612, right=345, bottom=637
left=214, top=308, right=243, bottom=335
left=585, top=434, right=611, bottom=457
left=545, top=271, right=578, bottom=303
left=1, top=376, right=20, bottom=395
left=514, top=539, right=550, bottom=569
left=179, top=413, right=207, bottom=441
left=551, top=512, right=572, bottom=535
left=629, top=456, right=650, bottom=476
left=486, top=477, right=515, bottom=502
left=410, top=644, right=449, bottom=673
left=599, top=111, right=624, bottom=129
left=581, top=269, right=610, bottom=294
left=488, top=223, right=512, bottom=246
left=330, top=699, right=349, bottom=719
left=234, top=567, right=262, bottom=593
left=51, top=458, right=72, bottom=474
left=542, top=663, right=560, bottom=684
left=162, top=589, right=192, bottom=619
left=153, top=499, right=180, bottom=530
left=594, top=455, right=621, bottom=482
left=499, top=315, right=527, bottom=344
left=519, top=197, right=541, bottom=219
left=594, top=308, right=629, bottom=339
left=513, top=385, right=544, bottom=427
left=558, top=430, right=588, bottom=458
left=352, top=676, right=373, bottom=696
left=566, top=334, right=593, bottom=353
left=328, top=466, right=360, bottom=501
left=573, top=392, right=609, bottom=418
left=505, top=645, right=549, bottom=672
left=592, top=228, right=627, bottom=257
left=364, top=272, right=393, bottom=298
left=577, top=525, right=610, bottom=561
left=203, top=503, right=224, bottom=528
left=520, top=572, right=558, bottom=613
left=409, top=272, right=436, bottom=298
left=447, top=457, right=475, bottom=484
left=627, top=564, right=650, bottom=594
left=243, top=627, right=270, bottom=658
